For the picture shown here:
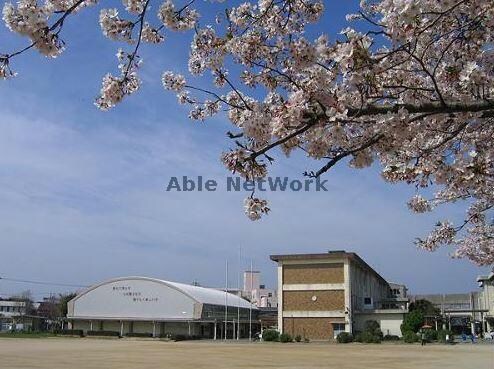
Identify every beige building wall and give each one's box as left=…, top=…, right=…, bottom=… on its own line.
left=282, top=317, right=345, bottom=340
left=272, top=252, right=407, bottom=340
left=283, top=291, right=344, bottom=311
left=276, top=257, right=348, bottom=340
left=283, top=263, right=344, bottom=284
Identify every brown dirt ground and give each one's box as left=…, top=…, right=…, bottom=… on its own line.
left=0, top=338, right=492, bottom=369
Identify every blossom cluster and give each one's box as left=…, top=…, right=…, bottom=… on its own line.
left=158, top=0, right=198, bottom=31
left=3, top=0, right=62, bottom=57
left=244, top=197, right=270, bottom=221
left=95, top=50, right=141, bottom=110
left=99, top=8, right=134, bottom=43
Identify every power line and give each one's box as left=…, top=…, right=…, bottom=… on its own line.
left=0, top=277, right=88, bottom=288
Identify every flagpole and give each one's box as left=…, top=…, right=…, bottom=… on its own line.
left=224, top=259, right=228, bottom=341
left=237, top=245, right=241, bottom=340
left=249, top=259, right=253, bottom=342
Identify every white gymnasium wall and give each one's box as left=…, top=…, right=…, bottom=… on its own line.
left=70, top=278, right=196, bottom=320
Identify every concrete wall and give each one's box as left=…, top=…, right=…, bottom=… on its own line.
left=354, top=312, right=405, bottom=337
left=349, top=261, right=389, bottom=312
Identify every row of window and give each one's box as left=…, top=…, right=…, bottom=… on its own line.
left=0, top=306, right=24, bottom=313
left=390, top=288, right=401, bottom=296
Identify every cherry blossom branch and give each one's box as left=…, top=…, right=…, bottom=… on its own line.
left=305, top=134, right=384, bottom=178
left=347, top=101, right=494, bottom=117
left=123, top=0, right=152, bottom=79
left=3, top=0, right=88, bottom=60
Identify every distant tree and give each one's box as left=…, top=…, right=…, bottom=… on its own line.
left=10, top=290, right=35, bottom=315
left=401, top=310, right=424, bottom=334
left=58, top=293, right=77, bottom=317
left=37, top=295, right=61, bottom=321
left=409, top=299, right=441, bottom=317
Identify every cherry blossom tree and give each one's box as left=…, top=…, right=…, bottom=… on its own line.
left=1, top=0, right=493, bottom=267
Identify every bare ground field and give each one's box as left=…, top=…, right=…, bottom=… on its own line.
left=0, top=338, right=492, bottom=369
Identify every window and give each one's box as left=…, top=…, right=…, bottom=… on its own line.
left=364, top=297, right=372, bottom=305
left=333, top=323, right=346, bottom=339
left=268, top=293, right=272, bottom=297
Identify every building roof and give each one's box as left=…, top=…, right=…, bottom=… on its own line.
left=477, top=272, right=494, bottom=282
left=270, top=251, right=389, bottom=286
left=166, top=279, right=253, bottom=308
left=72, top=276, right=254, bottom=309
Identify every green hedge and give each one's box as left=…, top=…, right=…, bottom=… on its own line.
left=125, top=332, right=153, bottom=338
left=437, top=329, right=454, bottom=343
left=262, top=329, right=280, bottom=342
left=383, top=334, right=400, bottom=341
left=54, top=329, right=84, bottom=337
left=86, top=330, right=120, bottom=337
left=279, top=333, right=293, bottom=343
left=423, top=329, right=438, bottom=342
left=355, top=331, right=382, bottom=343
left=294, top=335, right=302, bottom=342
left=336, top=332, right=354, bottom=343
left=169, top=334, right=201, bottom=341
left=403, top=331, right=419, bottom=343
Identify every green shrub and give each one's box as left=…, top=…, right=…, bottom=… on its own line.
left=383, top=334, right=400, bottom=341
left=437, top=329, right=454, bottom=343
left=294, top=335, right=302, bottom=342
left=355, top=331, right=381, bottom=343
left=54, top=329, right=84, bottom=337
left=403, top=331, right=419, bottom=343
left=125, top=332, right=153, bottom=338
left=336, top=332, right=354, bottom=343
left=365, top=321, right=382, bottom=335
left=424, top=330, right=438, bottom=342
left=279, top=333, right=293, bottom=343
left=262, top=329, right=280, bottom=342
left=354, top=321, right=382, bottom=343
left=86, top=330, right=120, bottom=337
left=169, top=334, right=201, bottom=341
left=304, top=338, right=310, bottom=343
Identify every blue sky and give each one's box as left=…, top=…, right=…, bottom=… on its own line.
left=0, top=0, right=489, bottom=300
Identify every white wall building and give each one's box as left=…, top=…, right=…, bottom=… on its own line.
left=0, top=300, right=28, bottom=331
left=243, top=271, right=278, bottom=308
left=67, top=276, right=257, bottom=338
left=0, top=300, right=26, bottom=318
